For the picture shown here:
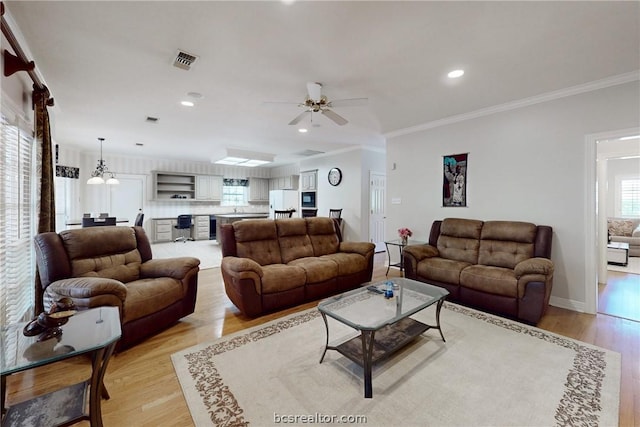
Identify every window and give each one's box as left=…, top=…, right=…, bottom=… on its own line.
left=221, top=178, right=249, bottom=206
left=1, top=112, right=36, bottom=325
left=620, top=178, right=640, bottom=217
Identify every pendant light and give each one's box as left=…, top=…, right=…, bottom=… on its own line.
left=87, top=137, right=119, bottom=185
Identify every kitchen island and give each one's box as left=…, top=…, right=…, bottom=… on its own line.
left=215, top=213, right=269, bottom=239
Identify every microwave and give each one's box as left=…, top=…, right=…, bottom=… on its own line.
left=301, top=191, right=316, bottom=208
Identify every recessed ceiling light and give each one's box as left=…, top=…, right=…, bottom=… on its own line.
left=181, top=101, right=195, bottom=107
left=298, top=128, right=308, bottom=133
left=619, top=135, right=640, bottom=140
left=447, top=69, right=465, bottom=79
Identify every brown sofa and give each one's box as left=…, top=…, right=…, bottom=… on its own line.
left=403, top=218, right=554, bottom=325
left=220, top=217, right=375, bottom=317
left=34, top=226, right=200, bottom=351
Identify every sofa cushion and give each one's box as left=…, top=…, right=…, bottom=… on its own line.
left=123, top=277, right=184, bottom=323
left=416, top=257, right=471, bottom=285
left=234, top=220, right=283, bottom=266
left=60, top=226, right=142, bottom=282
left=277, top=219, right=315, bottom=263
left=478, top=221, right=536, bottom=269
left=289, top=257, right=338, bottom=284
left=460, top=265, right=518, bottom=298
left=608, top=219, right=636, bottom=237
left=260, top=264, right=306, bottom=294
left=321, top=252, right=369, bottom=276
left=307, top=217, right=340, bottom=256
left=437, top=218, right=483, bottom=264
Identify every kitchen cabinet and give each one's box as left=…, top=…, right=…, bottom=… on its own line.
left=249, top=178, right=269, bottom=202
left=194, top=215, right=210, bottom=240
left=152, top=219, right=174, bottom=242
left=153, top=172, right=195, bottom=201
left=300, top=170, right=317, bottom=191
left=269, top=175, right=299, bottom=191
left=196, top=175, right=222, bottom=201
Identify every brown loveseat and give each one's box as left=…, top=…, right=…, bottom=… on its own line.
left=220, top=217, right=375, bottom=317
left=403, top=218, right=554, bottom=325
left=34, top=226, right=200, bottom=351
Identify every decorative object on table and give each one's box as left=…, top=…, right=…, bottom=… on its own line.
left=398, top=227, right=412, bottom=244
left=443, top=153, right=468, bottom=207
left=23, top=297, right=77, bottom=341
left=328, top=167, right=342, bottom=186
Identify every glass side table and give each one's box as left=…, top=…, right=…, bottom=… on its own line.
left=384, top=238, right=427, bottom=275
left=1, top=306, right=121, bottom=427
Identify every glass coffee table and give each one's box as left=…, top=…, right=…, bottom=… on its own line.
left=318, top=278, right=448, bottom=398
left=1, top=306, right=121, bottom=427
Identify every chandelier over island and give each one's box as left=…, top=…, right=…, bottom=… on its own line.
left=87, top=138, right=119, bottom=185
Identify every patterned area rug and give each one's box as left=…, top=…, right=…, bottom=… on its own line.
left=171, top=303, right=620, bottom=427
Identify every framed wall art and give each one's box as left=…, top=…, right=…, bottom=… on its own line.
left=442, top=153, right=468, bottom=207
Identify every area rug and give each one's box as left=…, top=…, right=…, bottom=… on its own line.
left=608, top=255, right=640, bottom=275
left=171, top=303, right=620, bottom=427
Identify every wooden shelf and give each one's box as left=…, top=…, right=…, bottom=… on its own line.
left=153, top=172, right=196, bottom=200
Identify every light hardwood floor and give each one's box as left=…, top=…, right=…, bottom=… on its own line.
left=5, top=253, right=639, bottom=426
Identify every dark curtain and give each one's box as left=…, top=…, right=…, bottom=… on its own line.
left=32, top=85, right=56, bottom=315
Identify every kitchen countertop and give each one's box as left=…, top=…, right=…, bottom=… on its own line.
left=152, top=213, right=269, bottom=220
left=212, top=213, right=269, bottom=218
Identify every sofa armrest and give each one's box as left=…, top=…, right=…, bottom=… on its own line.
left=140, top=257, right=200, bottom=280
left=221, top=256, right=264, bottom=278
left=402, top=244, right=439, bottom=262
left=339, top=241, right=375, bottom=257
left=48, top=277, right=127, bottom=301
left=514, top=257, right=554, bottom=278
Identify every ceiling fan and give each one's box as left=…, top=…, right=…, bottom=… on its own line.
left=271, top=82, right=368, bottom=127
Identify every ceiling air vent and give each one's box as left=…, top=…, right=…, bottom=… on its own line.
left=146, top=116, right=159, bottom=123
left=173, top=50, right=198, bottom=71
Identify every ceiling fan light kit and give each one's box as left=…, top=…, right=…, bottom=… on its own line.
left=277, top=82, right=368, bottom=127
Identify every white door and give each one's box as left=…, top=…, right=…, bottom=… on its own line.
left=109, top=174, right=145, bottom=224
left=369, top=171, right=386, bottom=252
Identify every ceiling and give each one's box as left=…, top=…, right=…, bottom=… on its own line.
left=4, top=1, right=639, bottom=166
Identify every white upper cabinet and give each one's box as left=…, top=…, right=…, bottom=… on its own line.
left=195, top=175, right=222, bottom=201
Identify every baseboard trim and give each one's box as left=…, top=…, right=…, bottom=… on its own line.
left=549, top=296, right=586, bottom=313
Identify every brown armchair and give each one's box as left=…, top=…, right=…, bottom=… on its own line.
left=34, top=226, right=200, bottom=351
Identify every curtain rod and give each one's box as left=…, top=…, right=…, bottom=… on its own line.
left=1, top=2, right=46, bottom=91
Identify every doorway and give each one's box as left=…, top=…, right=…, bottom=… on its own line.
left=108, top=174, right=145, bottom=222
left=592, top=131, right=640, bottom=321
left=369, top=171, right=386, bottom=252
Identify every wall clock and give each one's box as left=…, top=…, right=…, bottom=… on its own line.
left=328, top=167, right=342, bottom=186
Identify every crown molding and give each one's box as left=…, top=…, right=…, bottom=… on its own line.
left=384, top=71, right=640, bottom=139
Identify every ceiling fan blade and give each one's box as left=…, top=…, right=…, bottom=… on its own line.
left=327, top=97, right=368, bottom=108
left=307, top=82, right=322, bottom=102
left=288, top=110, right=311, bottom=125
left=322, top=109, right=348, bottom=126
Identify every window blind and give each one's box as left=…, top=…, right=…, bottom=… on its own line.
left=0, top=113, right=36, bottom=326
left=621, top=178, right=640, bottom=217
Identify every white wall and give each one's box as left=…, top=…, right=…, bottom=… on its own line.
left=386, top=81, right=640, bottom=310
left=299, top=147, right=385, bottom=242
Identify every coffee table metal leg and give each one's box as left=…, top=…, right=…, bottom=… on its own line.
left=89, top=341, right=117, bottom=427
left=361, top=330, right=376, bottom=398
left=435, top=299, right=446, bottom=342
left=319, top=312, right=329, bottom=364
